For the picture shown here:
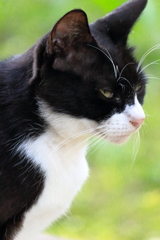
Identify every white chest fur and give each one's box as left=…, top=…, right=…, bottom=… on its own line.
left=15, top=129, right=89, bottom=240
left=14, top=96, right=145, bottom=240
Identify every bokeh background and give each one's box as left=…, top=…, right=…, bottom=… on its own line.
left=0, top=0, right=160, bottom=240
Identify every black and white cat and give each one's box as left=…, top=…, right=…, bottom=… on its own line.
left=0, top=0, right=147, bottom=239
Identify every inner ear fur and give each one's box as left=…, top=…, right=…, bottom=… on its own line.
left=47, top=9, right=93, bottom=55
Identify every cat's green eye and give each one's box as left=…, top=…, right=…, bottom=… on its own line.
left=136, top=85, right=142, bottom=92
left=99, top=89, right=114, bottom=99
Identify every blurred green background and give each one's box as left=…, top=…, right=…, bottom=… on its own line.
left=1, top=0, right=160, bottom=240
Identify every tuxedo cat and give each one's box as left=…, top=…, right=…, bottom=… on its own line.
left=0, top=0, right=147, bottom=239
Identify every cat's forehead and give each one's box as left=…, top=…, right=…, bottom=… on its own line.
left=83, top=42, right=140, bottom=86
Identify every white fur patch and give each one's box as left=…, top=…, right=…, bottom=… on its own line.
left=14, top=97, right=145, bottom=239
left=14, top=103, right=97, bottom=240
left=98, top=96, right=145, bottom=144
left=15, top=129, right=89, bottom=240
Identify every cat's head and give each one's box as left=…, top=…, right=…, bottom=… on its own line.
left=31, top=0, right=147, bottom=144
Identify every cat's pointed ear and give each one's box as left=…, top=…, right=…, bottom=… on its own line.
left=47, top=9, right=93, bottom=55
left=29, top=10, right=93, bottom=84
left=90, top=0, right=147, bottom=45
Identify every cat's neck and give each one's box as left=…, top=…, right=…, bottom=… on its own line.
left=38, top=100, right=98, bottom=149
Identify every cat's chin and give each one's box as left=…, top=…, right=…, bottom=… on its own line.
left=108, top=134, right=131, bottom=145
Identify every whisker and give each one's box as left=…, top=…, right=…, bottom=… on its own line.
left=119, top=83, right=126, bottom=93
left=87, top=135, right=105, bottom=154
left=87, top=129, right=119, bottom=158
left=137, top=44, right=160, bottom=72
left=145, top=76, right=160, bottom=81
left=144, top=73, right=160, bottom=84
left=59, top=127, right=114, bottom=160
left=53, top=125, right=103, bottom=149
left=60, top=132, right=102, bottom=159
left=87, top=137, right=99, bottom=153
left=142, top=122, right=148, bottom=133
left=130, top=131, right=140, bottom=169
left=58, top=128, right=94, bottom=145
left=45, top=125, right=106, bottom=160
left=144, top=109, right=152, bottom=118
left=87, top=138, right=106, bottom=158
left=118, top=77, right=134, bottom=90
left=116, top=65, right=120, bottom=76
left=139, top=59, right=160, bottom=74
left=87, top=44, right=118, bottom=79
left=118, top=62, right=135, bottom=80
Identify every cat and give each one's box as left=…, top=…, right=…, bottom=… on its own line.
left=0, top=0, right=147, bottom=239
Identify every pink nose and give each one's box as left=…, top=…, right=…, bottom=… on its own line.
left=130, top=118, right=145, bottom=128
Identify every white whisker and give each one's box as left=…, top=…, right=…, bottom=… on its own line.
left=104, top=48, right=118, bottom=79
left=87, top=44, right=118, bottom=79
left=87, top=129, right=119, bottom=158
left=139, top=59, right=160, bottom=74
left=53, top=125, right=102, bottom=150
left=87, top=137, right=99, bottom=153
left=87, top=135, right=104, bottom=154
left=118, top=77, right=134, bottom=90
left=118, top=62, right=135, bottom=80
left=142, top=122, right=148, bottom=133
left=87, top=138, right=105, bottom=158
left=144, top=109, right=152, bottom=118
left=146, top=76, right=160, bottom=81
left=137, top=44, right=160, bottom=72
left=60, top=130, right=104, bottom=159
left=130, top=131, right=140, bottom=169
left=116, top=65, right=120, bottom=76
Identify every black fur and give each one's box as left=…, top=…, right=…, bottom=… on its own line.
left=0, top=50, right=45, bottom=240
left=0, top=0, right=147, bottom=239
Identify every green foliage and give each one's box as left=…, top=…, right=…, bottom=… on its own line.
left=1, top=0, right=160, bottom=239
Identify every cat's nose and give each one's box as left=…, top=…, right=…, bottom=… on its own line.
left=130, top=118, right=145, bottom=129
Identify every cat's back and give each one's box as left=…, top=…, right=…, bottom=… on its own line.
left=0, top=50, right=40, bottom=142
left=0, top=55, right=30, bottom=108
left=0, top=51, right=45, bottom=239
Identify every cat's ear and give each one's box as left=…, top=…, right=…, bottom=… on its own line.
left=47, top=9, right=93, bottom=55
left=90, top=0, right=147, bottom=45
left=29, top=10, right=93, bottom=84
